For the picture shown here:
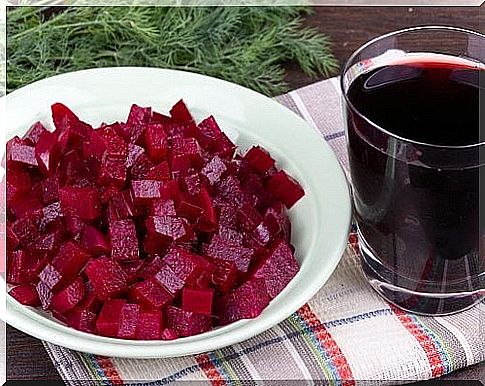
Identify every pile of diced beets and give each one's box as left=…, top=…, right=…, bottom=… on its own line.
left=6, top=100, right=305, bottom=340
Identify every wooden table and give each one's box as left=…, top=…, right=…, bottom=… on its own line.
left=7, top=5, right=484, bottom=383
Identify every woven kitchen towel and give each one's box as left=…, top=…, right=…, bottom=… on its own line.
left=43, top=77, right=485, bottom=385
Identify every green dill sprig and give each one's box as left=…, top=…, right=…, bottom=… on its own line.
left=7, top=6, right=338, bottom=95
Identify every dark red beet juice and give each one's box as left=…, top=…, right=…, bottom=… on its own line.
left=346, top=57, right=484, bottom=314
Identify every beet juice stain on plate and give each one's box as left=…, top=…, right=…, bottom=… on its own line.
left=342, top=27, right=485, bottom=315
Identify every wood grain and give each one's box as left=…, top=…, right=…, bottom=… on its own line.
left=7, top=5, right=484, bottom=383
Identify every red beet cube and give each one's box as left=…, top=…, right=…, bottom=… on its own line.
left=51, top=102, right=93, bottom=143
left=168, top=154, right=191, bottom=179
left=196, top=188, right=218, bottom=232
left=38, top=201, right=63, bottom=231
left=11, top=197, right=43, bottom=219
left=33, top=177, right=59, bottom=205
left=7, top=225, right=20, bottom=250
left=163, top=247, right=211, bottom=286
left=85, top=257, right=128, bottom=300
left=31, top=229, right=64, bottom=257
left=213, top=132, right=236, bottom=159
left=145, top=216, right=194, bottom=254
left=52, top=241, right=91, bottom=279
left=146, top=161, right=171, bottom=181
left=237, top=203, right=263, bottom=232
left=153, top=264, right=184, bottom=296
left=7, top=170, right=31, bottom=205
left=23, top=121, right=48, bottom=145
left=7, top=250, right=37, bottom=284
left=35, top=131, right=60, bottom=175
left=125, top=104, right=152, bottom=143
left=166, top=306, right=212, bottom=337
left=121, top=260, right=144, bottom=284
left=8, top=140, right=38, bottom=167
left=50, top=277, right=86, bottom=314
left=130, top=153, right=154, bottom=180
left=95, top=299, right=125, bottom=337
left=150, top=199, right=177, bottom=217
left=108, top=189, right=140, bottom=220
left=117, top=303, right=140, bottom=339
left=109, top=219, right=139, bottom=262
left=215, top=278, right=270, bottom=325
left=252, top=239, right=299, bottom=298
left=211, top=259, right=239, bottom=293
left=145, top=124, right=168, bottom=162
left=205, top=234, right=253, bottom=272
left=125, top=143, right=145, bottom=169
left=169, top=99, right=194, bottom=124
left=180, top=173, right=202, bottom=195
left=99, top=127, right=128, bottom=161
left=59, top=187, right=101, bottom=220
left=36, top=281, right=54, bottom=310
left=135, top=311, right=163, bottom=340
left=66, top=307, right=97, bottom=333
left=82, top=225, right=111, bottom=256
left=267, top=170, right=304, bottom=209
left=38, top=263, right=65, bottom=292
left=131, top=180, right=163, bottom=204
left=98, top=157, right=127, bottom=189
left=182, top=288, right=214, bottom=315
left=243, top=146, right=275, bottom=174
left=129, top=278, right=173, bottom=310
left=195, top=116, right=222, bottom=149
left=64, top=213, right=86, bottom=237
left=172, top=137, right=203, bottom=166
left=151, top=111, right=171, bottom=124
left=11, top=212, right=41, bottom=247
left=176, top=193, right=204, bottom=222
left=138, top=255, right=164, bottom=280
left=161, top=328, right=179, bottom=340
left=201, top=155, right=227, bottom=185
left=9, top=284, right=41, bottom=306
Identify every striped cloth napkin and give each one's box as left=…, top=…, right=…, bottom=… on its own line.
left=43, top=76, right=485, bottom=385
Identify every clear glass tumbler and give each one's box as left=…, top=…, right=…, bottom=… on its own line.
left=341, top=26, right=484, bottom=315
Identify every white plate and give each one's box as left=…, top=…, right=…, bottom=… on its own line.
left=4, top=67, right=351, bottom=358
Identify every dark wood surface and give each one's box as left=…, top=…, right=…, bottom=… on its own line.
left=7, top=5, right=484, bottom=383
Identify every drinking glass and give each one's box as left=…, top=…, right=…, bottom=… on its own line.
left=341, top=26, right=484, bottom=315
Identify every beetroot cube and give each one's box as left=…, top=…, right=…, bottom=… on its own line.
left=33, top=177, right=59, bottom=205
left=109, top=219, right=139, bottom=261
left=129, top=278, right=172, bottom=310
left=151, top=111, right=171, bottom=124
left=100, top=127, right=128, bottom=161
left=217, top=176, right=244, bottom=204
left=64, top=213, right=86, bottom=237
left=125, top=143, right=145, bottom=169
left=136, top=311, right=163, bottom=340
left=182, top=288, right=214, bottom=315
left=11, top=197, right=43, bottom=219
left=138, top=255, right=164, bottom=280
left=35, top=131, right=60, bottom=175
left=127, top=104, right=152, bottom=130
left=52, top=241, right=91, bottom=279
left=201, top=155, right=227, bottom=185
left=176, top=193, right=204, bottom=222
left=11, top=212, right=41, bottom=247
left=150, top=199, right=177, bottom=217
left=145, top=216, right=194, bottom=252
left=85, top=257, right=128, bottom=300
left=213, top=132, right=236, bottom=159
left=217, top=202, right=238, bottom=229
left=169, top=99, right=194, bottom=124
left=168, top=154, right=191, bottom=179
left=195, top=116, right=222, bottom=149
left=82, top=225, right=111, bottom=256
left=153, top=264, right=184, bottom=296
left=98, top=157, right=127, bottom=189
left=7, top=250, right=37, bottom=284
left=7, top=170, right=31, bottom=205
left=66, top=307, right=97, bottom=333
left=79, top=290, right=102, bottom=313
left=59, top=186, right=101, bottom=220
left=211, top=259, right=239, bottom=293
left=38, top=263, right=65, bottom=292
left=50, top=277, right=86, bottom=314
left=36, top=281, right=54, bottom=310
left=172, top=137, right=203, bottom=166
left=237, top=203, right=263, bottom=232
left=7, top=225, right=20, bottom=250
left=251, top=222, right=272, bottom=247
left=83, top=130, right=106, bottom=162
left=23, top=121, right=48, bottom=145
left=180, top=173, right=202, bottom=195
left=131, top=180, right=163, bottom=204
left=164, top=247, right=212, bottom=286
left=218, top=227, right=243, bottom=245
left=121, top=260, right=144, bottom=284
left=146, top=161, right=171, bottom=181
left=9, top=284, right=41, bottom=306
left=264, top=203, right=291, bottom=241
left=161, top=328, right=179, bottom=340
left=96, top=299, right=125, bottom=337
left=205, top=234, right=253, bottom=272
left=39, top=201, right=63, bottom=231
left=32, top=229, right=64, bottom=257
left=196, top=188, right=217, bottom=232
left=118, top=303, right=140, bottom=339
left=267, top=171, right=304, bottom=209
left=166, top=306, right=212, bottom=337
left=243, top=146, right=275, bottom=174
left=108, top=190, right=140, bottom=220
left=145, top=124, right=168, bottom=162
left=252, top=239, right=299, bottom=298
left=130, top=153, right=155, bottom=180
left=51, top=102, right=92, bottom=142
left=8, top=141, right=38, bottom=167
left=215, top=278, right=270, bottom=325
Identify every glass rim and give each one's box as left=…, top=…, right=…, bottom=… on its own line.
left=340, top=25, right=485, bottom=150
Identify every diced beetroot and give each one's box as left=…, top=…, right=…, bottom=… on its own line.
left=126, top=104, right=152, bottom=141
left=11, top=197, right=43, bottom=219
left=180, top=173, right=202, bottom=195
left=263, top=203, right=291, bottom=241
left=100, top=186, right=120, bottom=203
left=8, top=140, right=38, bottom=167
left=217, top=202, right=238, bottom=229
left=145, top=124, right=168, bottom=162
left=217, top=175, right=244, bottom=204
left=64, top=213, right=86, bottom=237
left=82, top=226, right=111, bottom=256
left=182, top=288, right=214, bottom=315
left=201, top=155, right=227, bottom=185
left=146, top=161, right=171, bottom=181
left=59, top=187, right=101, bottom=220
left=33, top=177, right=59, bottom=205
left=151, top=111, right=171, bottom=124
left=131, top=180, right=163, bottom=204
left=35, top=131, right=60, bottom=175
left=7, top=170, right=31, bottom=205
left=205, top=234, right=253, bottom=272
left=213, top=132, right=236, bottom=159
left=176, top=193, right=203, bottom=222
left=267, top=170, right=304, bottom=209
left=129, top=278, right=172, bottom=310
left=251, top=222, right=272, bottom=247
left=138, top=255, right=164, bottom=280
left=237, top=203, right=263, bottom=232
left=218, top=227, right=243, bottom=245
left=118, top=303, right=140, bottom=339
left=136, top=310, right=163, bottom=340
left=38, top=263, right=65, bottom=292
left=108, top=219, right=139, bottom=262
left=83, top=130, right=105, bottom=162
left=108, top=189, right=140, bottom=220
left=95, top=299, right=125, bottom=337
left=36, top=281, right=54, bottom=310
left=11, top=211, right=42, bottom=247
left=66, top=307, right=97, bottom=333
left=23, top=121, right=48, bottom=145
left=31, top=229, right=64, bottom=257
left=243, top=146, right=275, bottom=174
left=9, top=284, right=41, bottom=306
left=7, top=225, right=20, bottom=250
left=161, top=327, right=179, bottom=340
left=121, top=260, right=144, bottom=284
left=211, top=259, right=239, bottom=293
left=125, top=143, right=145, bottom=169
left=195, top=116, right=222, bottom=149
left=52, top=241, right=91, bottom=279
left=215, top=278, right=270, bottom=325
left=7, top=250, right=37, bottom=284
left=163, top=247, right=210, bottom=286
left=145, top=216, right=194, bottom=254
left=166, top=305, right=212, bottom=337
left=172, top=137, right=203, bottom=166
left=85, top=257, right=128, bottom=300
left=168, top=154, right=191, bottom=179
left=98, top=157, right=127, bottom=189
left=79, top=287, right=102, bottom=313
left=153, top=264, right=184, bottom=296
left=195, top=188, right=217, bottom=232
left=150, top=199, right=177, bottom=217
left=50, top=277, right=86, bottom=314
left=130, top=153, right=155, bottom=180
left=169, top=99, right=194, bottom=124
left=38, top=201, right=63, bottom=231
left=51, top=102, right=93, bottom=143
left=251, top=239, right=299, bottom=298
